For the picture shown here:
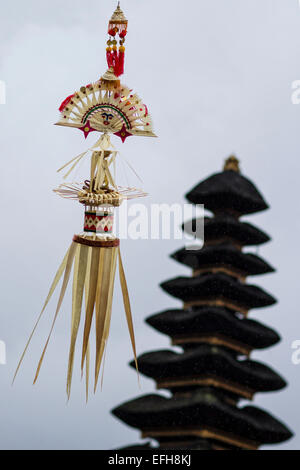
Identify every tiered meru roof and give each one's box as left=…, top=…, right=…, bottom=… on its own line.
left=112, top=157, right=293, bottom=450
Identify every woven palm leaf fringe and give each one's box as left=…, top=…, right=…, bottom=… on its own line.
left=13, top=237, right=138, bottom=401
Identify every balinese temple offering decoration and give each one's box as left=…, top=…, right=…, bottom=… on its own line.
left=14, top=3, right=155, bottom=400
left=113, top=157, right=293, bottom=450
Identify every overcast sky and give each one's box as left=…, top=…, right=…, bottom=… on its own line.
left=1, top=0, right=300, bottom=450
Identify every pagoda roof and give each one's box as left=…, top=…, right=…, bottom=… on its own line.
left=112, top=390, right=293, bottom=446
left=171, top=244, right=274, bottom=277
left=160, top=272, right=277, bottom=312
left=146, top=307, right=280, bottom=351
left=130, top=346, right=286, bottom=396
left=183, top=215, right=271, bottom=247
left=186, top=169, right=269, bottom=215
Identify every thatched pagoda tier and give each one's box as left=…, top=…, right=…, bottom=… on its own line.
left=186, top=169, right=268, bottom=216
left=129, top=346, right=286, bottom=399
left=146, top=307, right=280, bottom=354
left=161, top=273, right=276, bottom=314
left=183, top=215, right=271, bottom=247
left=171, top=244, right=274, bottom=279
left=112, top=390, right=292, bottom=450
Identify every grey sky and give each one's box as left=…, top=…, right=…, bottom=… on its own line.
left=0, top=0, right=300, bottom=450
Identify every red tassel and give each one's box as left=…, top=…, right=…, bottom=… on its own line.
left=113, top=54, right=119, bottom=77
left=117, top=50, right=125, bottom=77
left=113, top=49, right=118, bottom=71
left=106, top=50, right=113, bottom=69
left=112, top=49, right=125, bottom=77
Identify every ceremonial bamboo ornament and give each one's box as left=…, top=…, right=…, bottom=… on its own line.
left=14, top=3, right=156, bottom=400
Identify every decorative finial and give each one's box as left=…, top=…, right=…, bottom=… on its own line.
left=111, top=3, right=127, bottom=24
left=224, top=155, right=240, bottom=173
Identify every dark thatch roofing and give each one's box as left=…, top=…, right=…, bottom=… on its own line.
left=146, top=307, right=280, bottom=350
left=112, top=390, right=293, bottom=445
left=130, top=346, right=286, bottom=393
left=171, top=244, right=274, bottom=276
left=183, top=215, right=271, bottom=246
left=186, top=170, right=268, bottom=215
left=160, top=273, right=277, bottom=310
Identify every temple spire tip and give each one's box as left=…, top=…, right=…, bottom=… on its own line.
left=224, top=155, right=240, bottom=173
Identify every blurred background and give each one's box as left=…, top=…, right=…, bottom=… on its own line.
left=0, top=0, right=300, bottom=450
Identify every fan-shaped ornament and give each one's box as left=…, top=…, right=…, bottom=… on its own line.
left=14, top=3, right=155, bottom=400
left=57, top=77, right=155, bottom=141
